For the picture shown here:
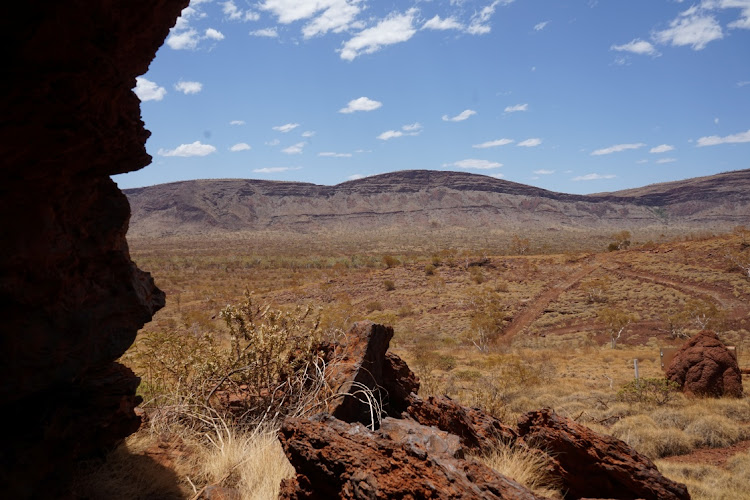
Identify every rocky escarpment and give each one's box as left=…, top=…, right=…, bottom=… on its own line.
left=124, top=169, right=750, bottom=237
left=0, top=0, right=185, bottom=495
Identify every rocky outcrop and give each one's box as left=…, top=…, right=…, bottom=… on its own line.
left=278, top=414, right=547, bottom=500
left=517, top=409, right=690, bottom=500
left=666, top=330, right=743, bottom=397
left=1, top=0, right=185, bottom=495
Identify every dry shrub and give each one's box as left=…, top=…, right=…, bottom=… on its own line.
left=651, top=407, right=692, bottom=430
left=685, top=415, right=744, bottom=448
left=700, top=398, right=750, bottom=422
left=475, top=443, right=563, bottom=499
left=610, top=415, right=662, bottom=459
left=655, top=459, right=750, bottom=500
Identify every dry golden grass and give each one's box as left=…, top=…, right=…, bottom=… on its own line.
left=656, top=452, right=750, bottom=500
left=474, top=443, right=563, bottom=499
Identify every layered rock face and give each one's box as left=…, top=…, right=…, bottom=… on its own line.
left=0, top=0, right=187, bottom=495
left=666, top=330, right=743, bottom=398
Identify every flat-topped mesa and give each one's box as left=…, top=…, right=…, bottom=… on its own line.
left=1, top=0, right=187, bottom=495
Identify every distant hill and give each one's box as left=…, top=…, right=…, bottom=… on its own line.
left=124, top=169, right=750, bottom=238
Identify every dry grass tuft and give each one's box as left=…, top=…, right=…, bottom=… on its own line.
left=656, top=455, right=750, bottom=500
left=475, top=443, right=563, bottom=499
left=684, top=414, right=745, bottom=448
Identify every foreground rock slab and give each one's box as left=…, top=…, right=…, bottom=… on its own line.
left=666, top=330, right=743, bottom=398
left=278, top=414, right=548, bottom=500
left=518, top=409, right=690, bottom=500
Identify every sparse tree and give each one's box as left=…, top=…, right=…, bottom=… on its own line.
left=510, top=234, right=530, bottom=255
left=608, top=230, right=632, bottom=251
left=580, top=277, right=610, bottom=304
left=599, top=307, right=638, bottom=349
left=684, top=298, right=723, bottom=331
left=467, top=289, right=507, bottom=352
left=382, top=254, right=400, bottom=269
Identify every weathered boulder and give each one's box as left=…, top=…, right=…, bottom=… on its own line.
left=323, top=321, right=419, bottom=423
left=1, top=0, right=185, bottom=495
left=517, top=409, right=690, bottom=500
left=278, top=413, right=548, bottom=500
left=666, top=330, right=743, bottom=398
left=405, top=394, right=517, bottom=449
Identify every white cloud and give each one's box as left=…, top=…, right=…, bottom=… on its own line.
left=230, top=120, right=246, bottom=126
left=158, top=141, right=216, bottom=157
left=473, top=138, right=514, bottom=148
left=490, top=173, right=505, bottom=179
left=265, top=139, right=281, bottom=146
left=319, top=152, right=352, bottom=157
left=650, top=144, right=675, bottom=153
left=656, top=157, right=677, bottom=164
left=167, top=28, right=200, bottom=50
left=590, top=142, right=646, bottom=155
left=715, top=117, right=720, bottom=124
left=134, top=77, right=167, bottom=101
left=610, top=38, right=659, bottom=55
left=467, top=0, right=510, bottom=35
left=251, top=28, right=279, bottom=37
left=737, top=81, right=750, bottom=87
left=442, top=109, right=477, bottom=122
left=253, top=166, right=302, bottom=173
left=223, top=1, right=260, bottom=21
left=504, top=103, right=528, bottom=113
left=518, top=138, right=542, bottom=147
left=174, top=80, right=203, bottom=94
left=339, top=97, right=383, bottom=113
left=273, top=123, right=300, bottom=133
left=696, top=128, right=750, bottom=146
left=340, top=9, right=418, bottom=61
left=444, top=159, right=503, bottom=169
left=348, top=174, right=366, bottom=180
left=259, top=0, right=363, bottom=38
left=282, top=142, right=306, bottom=154
left=377, top=122, right=422, bottom=140
left=205, top=28, right=225, bottom=40
left=653, top=10, right=723, bottom=50
left=423, top=15, right=464, bottom=31
left=302, top=131, right=316, bottom=137
left=637, top=159, right=649, bottom=164
left=534, top=169, right=555, bottom=175
left=572, top=173, right=616, bottom=181
left=534, top=21, right=549, bottom=31
left=230, top=143, right=252, bottom=152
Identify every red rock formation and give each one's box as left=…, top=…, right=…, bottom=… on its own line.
left=278, top=414, right=548, bottom=500
left=517, top=409, right=690, bottom=500
left=666, top=330, right=743, bottom=398
left=406, top=394, right=517, bottom=449
left=1, top=0, right=186, bottom=495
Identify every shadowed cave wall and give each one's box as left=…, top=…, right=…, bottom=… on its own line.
left=0, top=0, right=187, bottom=495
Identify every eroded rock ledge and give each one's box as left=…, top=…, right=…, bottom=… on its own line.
left=277, top=321, right=690, bottom=500
left=1, top=0, right=187, bottom=495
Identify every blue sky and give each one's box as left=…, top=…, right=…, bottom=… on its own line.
left=116, top=0, right=750, bottom=195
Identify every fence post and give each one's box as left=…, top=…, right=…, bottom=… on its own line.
left=634, top=358, right=640, bottom=387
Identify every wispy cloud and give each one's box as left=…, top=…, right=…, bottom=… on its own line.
left=653, top=8, right=723, bottom=50
left=473, top=138, right=514, bottom=149
left=282, top=142, right=306, bottom=154
left=518, top=138, right=542, bottom=147
left=572, top=173, right=616, bottom=181
left=591, top=142, right=645, bottom=155
left=610, top=38, right=659, bottom=55
left=265, top=139, right=281, bottom=146
left=442, top=109, right=477, bottom=122
left=443, top=159, right=503, bottom=170
left=230, top=143, right=251, bottom=152
left=696, top=128, right=750, bottom=146
left=319, top=152, right=352, bottom=158
left=273, top=123, right=300, bottom=133
left=253, top=166, right=302, bottom=173
left=302, top=131, right=316, bottom=137
left=534, top=169, right=555, bottom=175
left=340, top=9, right=418, bottom=61
left=377, top=122, right=422, bottom=140
left=134, top=77, right=166, bottom=102
left=650, top=144, right=675, bottom=153
left=259, top=0, right=363, bottom=39
left=223, top=0, right=260, bottom=22
left=423, top=15, right=464, bottom=31
left=467, top=0, right=510, bottom=35
left=158, top=141, right=216, bottom=157
left=174, top=80, right=203, bottom=94
left=339, top=97, right=383, bottom=113
left=656, top=157, right=677, bottom=164
left=251, top=27, right=279, bottom=38
left=504, top=103, right=528, bottom=113
left=348, top=174, right=366, bottom=180
left=230, top=120, right=245, bottom=126
left=534, top=21, right=549, bottom=31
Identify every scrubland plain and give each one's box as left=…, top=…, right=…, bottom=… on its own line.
left=75, top=228, right=750, bottom=499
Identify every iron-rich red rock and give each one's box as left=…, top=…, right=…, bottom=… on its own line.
left=666, top=330, right=743, bottom=398
left=517, top=409, right=690, bottom=500
left=405, top=394, right=517, bottom=449
left=278, top=413, right=548, bottom=500
left=1, top=0, right=184, bottom=495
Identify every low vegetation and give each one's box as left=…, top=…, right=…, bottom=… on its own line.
left=75, top=229, right=750, bottom=499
